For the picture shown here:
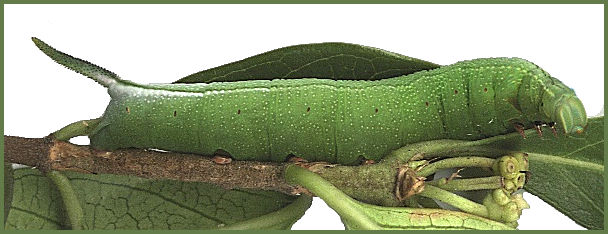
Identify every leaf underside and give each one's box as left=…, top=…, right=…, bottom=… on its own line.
left=4, top=169, right=306, bottom=230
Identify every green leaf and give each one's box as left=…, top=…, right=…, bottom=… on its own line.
left=478, top=117, right=603, bottom=229
left=4, top=164, right=14, bottom=225
left=4, top=168, right=310, bottom=230
left=520, top=117, right=603, bottom=230
left=345, top=201, right=513, bottom=230
left=285, top=165, right=513, bottom=230
left=174, top=42, right=440, bottom=83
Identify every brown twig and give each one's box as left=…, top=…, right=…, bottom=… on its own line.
left=5, top=134, right=507, bottom=206
left=4, top=135, right=298, bottom=194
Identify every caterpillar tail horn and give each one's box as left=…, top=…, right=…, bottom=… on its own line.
left=31, top=37, right=132, bottom=88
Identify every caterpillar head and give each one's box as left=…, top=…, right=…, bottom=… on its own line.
left=541, top=84, right=588, bottom=135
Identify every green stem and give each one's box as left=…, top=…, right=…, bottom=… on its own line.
left=382, top=130, right=534, bottom=164
left=405, top=197, right=422, bottom=208
left=284, top=165, right=380, bottom=230
left=52, top=118, right=101, bottom=141
left=419, top=185, right=489, bottom=218
left=220, top=194, right=313, bottom=230
left=418, top=157, right=496, bottom=177
left=428, top=176, right=503, bottom=191
left=46, top=171, right=83, bottom=230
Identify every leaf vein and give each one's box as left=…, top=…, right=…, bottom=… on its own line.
left=69, top=178, right=225, bottom=224
left=561, top=174, right=604, bottom=214
left=563, top=140, right=604, bottom=158
left=10, top=206, right=64, bottom=228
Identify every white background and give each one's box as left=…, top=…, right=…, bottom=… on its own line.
left=4, top=4, right=603, bottom=230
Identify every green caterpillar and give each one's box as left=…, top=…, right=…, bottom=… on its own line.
left=33, top=38, right=588, bottom=165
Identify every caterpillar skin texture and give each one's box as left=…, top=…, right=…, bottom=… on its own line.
left=33, top=38, right=588, bottom=165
